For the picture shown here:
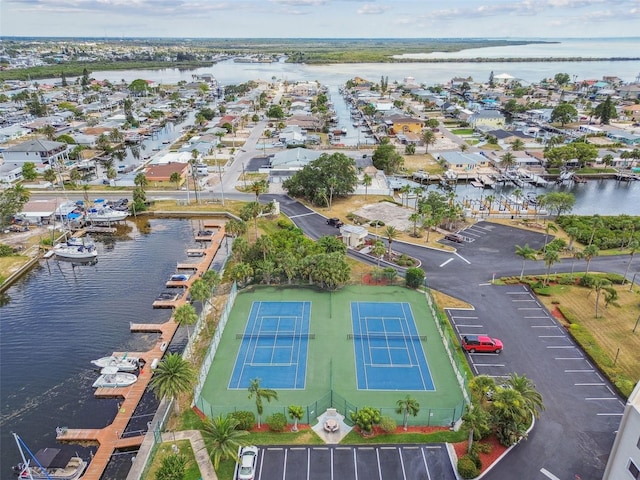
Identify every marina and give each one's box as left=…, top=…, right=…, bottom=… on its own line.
left=53, top=220, right=226, bottom=480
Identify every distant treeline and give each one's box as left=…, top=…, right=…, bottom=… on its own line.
left=0, top=60, right=211, bottom=82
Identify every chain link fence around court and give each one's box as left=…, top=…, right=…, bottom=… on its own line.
left=194, top=390, right=465, bottom=428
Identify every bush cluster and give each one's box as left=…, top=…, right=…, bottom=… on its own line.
left=266, top=412, right=287, bottom=432
left=378, top=416, right=397, bottom=434
left=457, top=454, right=480, bottom=479
left=229, top=410, right=255, bottom=431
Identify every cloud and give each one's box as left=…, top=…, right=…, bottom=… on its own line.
left=4, top=0, right=238, bottom=16
left=270, top=0, right=329, bottom=6
left=357, top=4, right=388, bottom=14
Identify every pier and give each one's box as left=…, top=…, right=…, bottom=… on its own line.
left=56, top=221, right=226, bottom=480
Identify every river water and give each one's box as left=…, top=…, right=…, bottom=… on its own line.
left=1, top=38, right=640, bottom=476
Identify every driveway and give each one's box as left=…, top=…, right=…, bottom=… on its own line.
left=254, top=444, right=456, bottom=480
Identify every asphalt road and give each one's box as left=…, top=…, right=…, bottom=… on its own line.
left=270, top=194, right=631, bottom=480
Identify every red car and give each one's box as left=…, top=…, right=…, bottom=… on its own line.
left=461, top=335, right=503, bottom=353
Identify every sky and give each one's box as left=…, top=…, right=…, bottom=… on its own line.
left=0, top=0, right=639, bottom=39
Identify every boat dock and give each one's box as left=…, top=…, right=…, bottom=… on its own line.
left=56, top=221, right=227, bottom=480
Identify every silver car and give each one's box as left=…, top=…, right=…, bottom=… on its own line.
left=238, top=445, right=258, bottom=480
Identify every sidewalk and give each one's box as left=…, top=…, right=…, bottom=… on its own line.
left=159, top=430, right=217, bottom=480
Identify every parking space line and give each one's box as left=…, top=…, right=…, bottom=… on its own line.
left=606, top=386, right=617, bottom=396
left=281, top=448, right=288, bottom=480
left=531, top=325, right=559, bottom=328
left=309, top=448, right=312, bottom=480
left=439, top=258, right=454, bottom=267
left=506, top=291, right=530, bottom=295
left=376, top=449, right=383, bottom=480
left=353, top=449, right=358, bottom=480
left=547, top=346, right=576, bottom=349
left=575, top=383, right=606, bottom=386
left=330, top=448, right=334, bottom=480
left=454, top=251, right=471, bottom=264
left=518, top=307, right=544, bottom=310
left=456, top=324, right=484, bottom=328
left=512, top=299, right=536, bottom=302
left=398, top=447, right=407, bottom=480
left=540, top=468, right=562, bottom=480
left=526, top=316, right=551, bottom=320
left=539, top=335, right=565, bottom=338
left=474, top=363, right=506, bottom=367
left=597, top=413, right=624, bottom=416
left=586, top=397, right=619, bottom=400
left=420, top=448, right=432, bottom=480
left=565, top=369, right=595, bottom=373
left=555, top=357, right=583, bottom=360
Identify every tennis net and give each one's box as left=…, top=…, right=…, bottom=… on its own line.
left=347, top=333, right=427, bottom=341
left=236, top=333, right=315, bottom=340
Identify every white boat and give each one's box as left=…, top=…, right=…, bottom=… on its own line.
left=91, top=354, right=142, bottom=372
left=12, top=434, right=87, bottom=480
left=53, top=243, right=98, bottom=261
left=92, top=366, right=137, bottom=388
left=85, top=206, right=128, bottom=223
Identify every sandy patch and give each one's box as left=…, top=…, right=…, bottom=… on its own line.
left=352, top=202, right=414, bottom=231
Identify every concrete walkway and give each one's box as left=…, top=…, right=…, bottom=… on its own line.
left=160, top=430, right=217, bottom=480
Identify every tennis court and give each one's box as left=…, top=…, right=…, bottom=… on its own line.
left=351, top=301, right=435, bottom=391
left=197, top=286, right=465, bottom=427
left=228, top=301, right=311, bottom=389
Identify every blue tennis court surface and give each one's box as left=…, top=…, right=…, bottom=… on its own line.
left=351, top=302, right=435, bottom=391
left=229, top=301, right=311, bottom=389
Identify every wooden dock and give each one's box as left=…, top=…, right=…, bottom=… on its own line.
left=56, top=222, right=226, bottom=480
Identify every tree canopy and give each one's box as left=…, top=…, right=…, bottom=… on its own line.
left=550, top=103, right=578, bottom=126
left=372, top=143, right=404, bottom=174
left=282, top=152, right=358, bottom=207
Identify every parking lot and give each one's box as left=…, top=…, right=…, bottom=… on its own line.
left=446, top=284, right=625, bottom=479
left=251, top=444, right=456, bottom=480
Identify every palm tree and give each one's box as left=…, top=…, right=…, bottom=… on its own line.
left=468, top=375, right=496, bottom=408
left=201, top=414, right=248, bottom=469
left=247, top=378, right=278, bottom=428
left=134, top=172, right=148, bottom=189
left=512, top=188, right=523, bottom=214
left=543, top=249, right=560, bottom=285
left=409, top=212, right=422, bottom=237
left=399, top=184, right=412, bottom=207
left=485, top=194, right=495, bottom=213
left=583, top=244, right=599, bottom=277
left=288, top=405, right=304, bottom=432
left=543, top=223, right=558, bottom=251
left=459, top=143, right=469, bottom=153
left=570, top=249, right=583, bottom=279
left=189, top=278, right=210, bottom=311
left=515, top=244, right=537, bottom=280
left=500, top=152, right=516, bottom=171
left=395, top=395, right=420, bottom=430
left=169, top=171, right=182, bottom=190
left=249, top=179, right=268, bottom=203
left=510, top=138, right=525, bottom=151
left=421, top=130, right=436, bottom=153
left=371, top=240, right=386, bottom=267
left=384, top=226, right=399, bottom=258
left=225, top=218, right=247, bottom=238
left=148, top=352, right=196, bottom=415
left=362, top=173, right=372, bottom=200
left=588, top=215, right=604, bottom=246
left=173, top=303, right=198, bottom=341
left=623, top=240, right=639, bottom=283
left=491, top=387, right=529, bottom=446
left=461, top=405, right=490, bottom=453
left=505, top=373, right=545, bottom=419
left=589, top=277, right=614, bottom=319
left=566, top=226, right=579, bottom=251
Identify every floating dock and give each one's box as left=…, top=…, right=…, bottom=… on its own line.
left=56, top=221, right=226, bottom=480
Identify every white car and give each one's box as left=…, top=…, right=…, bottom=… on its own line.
left=238, top=445, right=258, bottom=480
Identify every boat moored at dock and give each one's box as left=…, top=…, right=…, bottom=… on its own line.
left=91, top=367, right=137, bottom=388
left=91, top=355, right=143, bottom=372
left=12, top=434, right=87, bottom=480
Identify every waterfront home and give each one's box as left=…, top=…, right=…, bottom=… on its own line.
left=486, top=129, right=536, bottom=148
left=1, top=139, right=70, bottom=167
left=268, top=147, right=323, bottom=174
left=439, top=151, right=489, bottom=173
left=383, top=114, right=423, bottom=136
left=145, top=162, right=188, bottom=185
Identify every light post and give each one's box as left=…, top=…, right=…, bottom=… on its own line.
left=218, top=160, right=225, bottom=206
left=242, top=162, right=247, bottom=189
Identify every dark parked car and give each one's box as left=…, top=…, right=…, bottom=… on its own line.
left=327, top=217, right=344, bottom=228
left=444, top=233, right=463, bottom=243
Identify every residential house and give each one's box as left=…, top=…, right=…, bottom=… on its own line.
left=0, top=124, right=31, bottom=144
left=1, top=139, right=69, bottom=166
left=279, top=126, right=306, bottom=145
left=486, top=129, right=535, bottom=148
left=468, top=110, right=505, bottom=130
left=439, top=152, right=489, bottom=172
left=269, top=147, right=323, bottom=173
left=290, top=82, right=319, bottom=97
left=383, top=114, right=423, bottom=136
left=144, top=162, right=188, bottom=185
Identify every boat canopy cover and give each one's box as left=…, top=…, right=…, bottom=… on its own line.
left=34, top=448, right=73, bottom=468
left=67, top=212, right=82, bottom=219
